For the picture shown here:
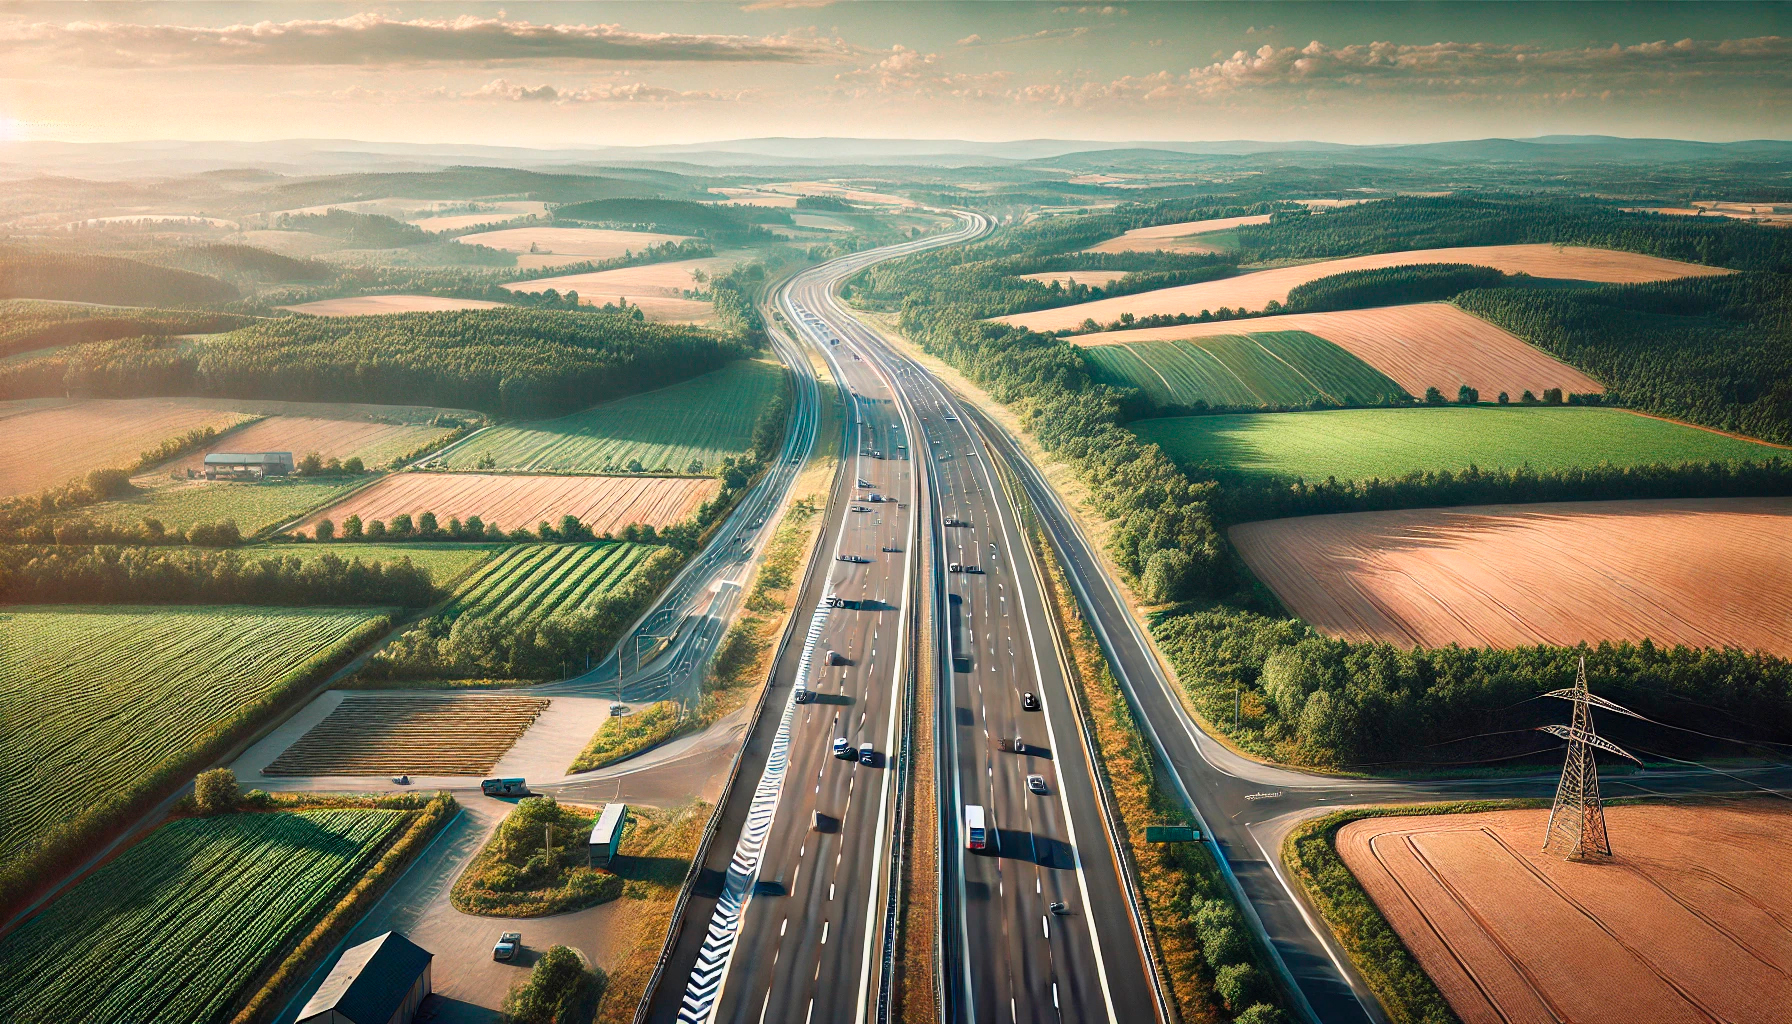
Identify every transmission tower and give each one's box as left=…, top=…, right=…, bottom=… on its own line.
left=1537, top=656, right=1643, bottom=859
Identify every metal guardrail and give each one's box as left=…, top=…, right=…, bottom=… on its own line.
left=629, top=310, right=845, bottom=1024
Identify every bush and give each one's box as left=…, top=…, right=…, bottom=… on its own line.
left=193, top=768, right=238, bottom=815
left=1215, top=962, right=1270, bottom=1012
left=1234, top=1004, right=1291, bottom=1024
left=84, top=468, right=135, bottom=499
left=502, top=944, right=598, bottom=1024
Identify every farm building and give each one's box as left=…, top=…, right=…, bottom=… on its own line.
left=203, top=451, right=294, bottom=479
left=590, top=802, right=628, bottom=868
left=296, top=930, right=433, bottom=1024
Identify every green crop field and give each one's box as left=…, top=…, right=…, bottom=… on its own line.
left=87, top=478, right=364, bottom=534
left=0, top=809, right=406, bottom=1024
left=1133, top=405, right=1785, bottom=482
left=0, top=607, right=390, bottom=863
left=284, top=542, right=503, bottom=585
left=1083, top=331, right=1407, bottom=410
left=448, top=542, right=657, bottom=624
left=442, top=357, right=786, bottom=474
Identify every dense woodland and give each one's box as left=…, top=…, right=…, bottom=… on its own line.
left=0, top=302, right=254, bottom=360
left=0, top=248, right=238, bottom=306
left=553, top=197, right=786, bottom=241
left=1281, top=263, right=1507, bottom=313
left=0, top=308, right=751, bottom=417
left=0, top=546, right=437, bottom=607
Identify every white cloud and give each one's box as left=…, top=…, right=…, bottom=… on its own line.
left=834, top=45, right=1011, bottom=98
left=0, top=13, right=851, bottom=67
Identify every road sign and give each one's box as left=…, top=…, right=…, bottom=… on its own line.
left=1145, top=825, right=1203, bottom=843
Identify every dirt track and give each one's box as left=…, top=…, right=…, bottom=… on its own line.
left=1338, top=802, right=1792, bottom=1024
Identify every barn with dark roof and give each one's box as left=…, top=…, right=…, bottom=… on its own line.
left=296, top=930, right=433, bottom=1024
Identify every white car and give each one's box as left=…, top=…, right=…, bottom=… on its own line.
left=1027, top=774, right=1047, bottom=794
left=832, top=737, right=852, bottom=759
left=493, top=932, right=522, bottom=961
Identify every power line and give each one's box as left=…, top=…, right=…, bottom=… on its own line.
left=1538, top=656, right=1641, bottom=859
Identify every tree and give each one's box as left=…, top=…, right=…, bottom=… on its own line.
left=342, top=513, right=363, bottom=539
left=390, top=513, right=414, bottom=538
left=1498, top=391, right=1510, bottom=404
left=315, top=518, right=335, bottom=541
left=298, top=452, right=324, bottom=475
left=1424, top=386, right=1446, bottom=405
left=1543, top=387, right=1564, bottom=405
left=194, top=768, right=238, bottom=815
left=367, top=518, right=387, bottom=538
left=500, top=944, right=595, bottom=1024
left=418, top=511, right=439, bottom=536
left=343, top=456, right=365, bottom=473
left=1457, top=384, right=1479, bottom=404
left=1521, top=389, right=1538, bottom=404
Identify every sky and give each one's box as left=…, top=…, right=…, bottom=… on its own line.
left=2, top=1, right=1789, bottom=147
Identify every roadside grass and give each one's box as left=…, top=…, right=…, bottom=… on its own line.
left=570, top=701, right=685, bottom=774
left=896, top=555, right=938, bottom=1024
left=85, top=477, right=365, bottom=535
left=1029, top=508, right=1290, bottom=1024
left=1133, top=405, right=1783, bottom=483
left=592, top=801, right=711, bottom=1024
left=443, top=357, right=788, bottom=474
left=1279, top=802, right=1550, bottom=1024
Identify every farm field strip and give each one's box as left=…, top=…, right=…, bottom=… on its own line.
left=292, top=472, right=719, bottom=535
left=1231, top=496, right=1792, bottom=655
left=995, top=244, right=1732, bottom=332
left=501, top=254, right=745, bottom=299
left=90, top=478, right=365, bottom=534
left=1338, top=803, right=1792, bottom=1024
left=264, top=695, right=550, bottom=775
left=442, top=358, right=786, bottom=474
left=277, top=295, right=508, bottom=316
left=451, top=542, right=656, bottom=624
left=1136, top=405, right=1784, bottom=482
left=1080, top=213, right=1271, bottom=253
left=0, top=607, right=391, bottom=860
left=453, top=226, right=692, bottom=259
left=0, top=398, right=255, bottom=496
left=1084, top=330, right=1405, bottom=409
left=1075, top=303, right=1603, bottom=399
left=0, top=809, right=406, bottom=1024
left=146, top=415, right=455, bottom=477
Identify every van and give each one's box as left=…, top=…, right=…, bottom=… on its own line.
left=481, top=778, right=528, bottom=797
left=965, top=804, right=987, bottom=850
left=859, top=742, right=875, bottom=765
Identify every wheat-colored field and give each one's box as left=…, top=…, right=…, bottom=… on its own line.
left=1339, top=802, right=1792, bottom=1024
left=278, top=294, right=508, bottom=315
left=264, top=694, right=551, bottom=776
left=504, top=256, right=742, bottom=299
left=762, top=181, right=912, bottom=207
left=146, top=416, right=454, bottom=477
left=996, top=244, right=1731, bottom=332
left=294, top=472, right=720, bottom=535
left=0, top=398, right=255, bottom=496
left=1080, top=214, right=1272, bottom=254
left=706, top=187, right=800, bottom=208
left=1232, top=497, right=1792, bottom=655
left=454, top=226, right=693, bottom=262
left=1078, top=303, right=1603, bottom=399
left=1017, top=270, right=1130, bottom=287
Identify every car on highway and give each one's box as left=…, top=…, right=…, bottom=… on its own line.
left=836, top=554, right=869, bottom=563
left=1027, top=774, right=1047, bottom=794
left=859, top=742, right=875, bottom=765
left=493, top=932, right=522, bottom=961
left=1022, top=691, right=1039, bottom=711
left=851, top=505, right=871, bottom=512
left=881, top=545, right=901, bottom=553
left=962, top=564, right=983, bottom=574
left=1013, top=736, right=1026, bottom=754
left=948, top=563, right=962, bottom=573
left=1049, top=902, right=1070, bottom=916
left=965, top=804, right=987, bottom=850
left=832, top=737, right=851, bottom=759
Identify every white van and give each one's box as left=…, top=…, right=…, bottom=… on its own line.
left=965, top=804, right=987, bottom=850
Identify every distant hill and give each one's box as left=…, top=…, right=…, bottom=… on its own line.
left=554, top=197, right=787, bottom=237
left=148, top=244, right=334, bottom=284
left=259, top=166, right=663, bottom=209
left=0, top=248, right=236, bottom=306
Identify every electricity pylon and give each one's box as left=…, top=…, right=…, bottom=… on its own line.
left=1536, top=656, right=1643, bottom=859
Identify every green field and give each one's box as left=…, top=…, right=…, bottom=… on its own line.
left=1133, top=405, right=1785, bottom=481
left=448, top=542, right=658, bottom=624
left=88, top=478, right=364, bottom=534
left=281, top=542, right=503, bottom=585
left=1083, top=331, right=1407, bottom=410
left=442, top=357, right=786, bottom=474
left=0, top=607, right=390, bottom=863
left=0, top=809, right=407, bottom=1024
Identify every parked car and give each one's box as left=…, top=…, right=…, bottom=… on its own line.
left=493, top=932, right=522, bottom=961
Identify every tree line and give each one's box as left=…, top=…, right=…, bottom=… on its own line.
left=0, top=303, right=254, bottom=361
left=0, top=247, right=237, bottom=306
left=0, top=545, right=438, bottom=607
left=0, top=308, right=751, bottom=418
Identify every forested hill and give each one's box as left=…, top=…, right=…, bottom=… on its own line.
left=0, top=248, right=237, bottom=306
left=553, top=197, right=786, bottom=239
left=0, top=308, right=750, bottom=418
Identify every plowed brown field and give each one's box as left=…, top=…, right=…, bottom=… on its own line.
left=1338, top=802, right=1792, bottom=1024
left=1080, top=214, right=1271, bottom=253
left=293, top=472, right=720, bottom=535
left=0, top=398, right=254, bottom=496
left=995, top=244, right=1730, bottom=332
left=1232, top=497, right=1792, bottom=655
left=264, top=693, right=550, bottom=775
left=1076, top=303, right=1604, bottom=398
left=278, top=295, right=507, bottom=315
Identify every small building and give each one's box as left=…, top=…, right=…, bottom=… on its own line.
left=590, top=802, right=628, bottom=868
left=203, top=451, right=293, bottom=480
left=296, top=930, right=433, bottom=1024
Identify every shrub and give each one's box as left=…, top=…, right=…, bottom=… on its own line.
left=315, top=518, right=335, bottom=541
left=502, top=944, right=598, bottom=1024
left=193, top=768, right=238, bottom=815
left=342, top=514, right=363, bottom=539
left=84, top=468, right=135, bottom=499
left=1215, top=962, right=1270, bottom=1012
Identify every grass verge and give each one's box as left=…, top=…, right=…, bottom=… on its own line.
left=592, top=801, right=711, bottom=1024
left=452, top=797, right=624, bottom=917
left=571, top=701, right=686, bottom=774
left=895, top=577, right=937, bottom=1023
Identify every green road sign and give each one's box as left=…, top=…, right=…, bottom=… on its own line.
left=1145, top=825, right=1202, bottom=843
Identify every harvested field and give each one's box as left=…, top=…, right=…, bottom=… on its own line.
left=443, top=358, right=786, bottom=474
left=1138, top=406, right=1782, bottom=482
left=1077, top=302, right=1603, bottom=400
left=1018, top=270, right=1129, bottom=287
left=503, top=255, right=743, bottom=299
left=146, top=415, right=454, bottom=478
left=454, top=227, right=692, bottom=262
left=763, top=181, right=912, bottom=207
left=278, top=294, right=506, bottom=315
left=1232, top=496, right=1792, bottom=654
left=0, top=607, right=390, bottom=861
left=1337, top=802, right=1792, bottom=1024
left=293, top=472, right=720, bottom=535
left=996, top=244, right=1731, bottom=332
left=264, top=693, right=550, bottom=775
left=1083, top=330, right=1407, bottom=409
left=1081, top=214, right=1271, bottom=254
left=0, top=398, right=255, bottom=496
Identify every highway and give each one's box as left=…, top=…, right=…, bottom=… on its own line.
left=648, top=216, right=989, bottom=1024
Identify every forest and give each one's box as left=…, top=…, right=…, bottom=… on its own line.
left=1280, top=263, right=1507, bottom=313
left=553, top=197, right=785, bottom=241
left=0, top=546, right=438, bottom=607
left=0, top=248, right=238, bottom=306
left=0, top=302, right=254, bottom=360
left=0, top=308, right=752, bottom=418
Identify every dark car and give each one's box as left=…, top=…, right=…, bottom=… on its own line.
left=1022, top=691, right=1039, bottom=711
